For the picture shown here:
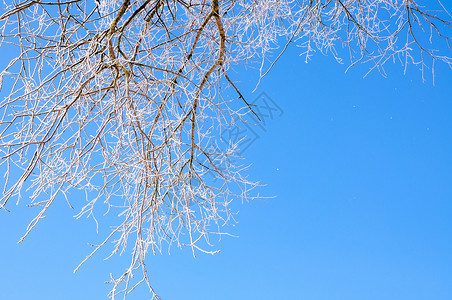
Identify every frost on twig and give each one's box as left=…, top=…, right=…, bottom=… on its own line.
left=0, top=0, right=451, bottom=298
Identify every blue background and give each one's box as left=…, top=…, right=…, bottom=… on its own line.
left=1, top=16, right=452, bottom=300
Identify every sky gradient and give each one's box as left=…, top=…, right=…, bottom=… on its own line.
left=1, top=16, right=452, bottom=300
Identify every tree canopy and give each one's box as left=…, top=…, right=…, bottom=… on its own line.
left=1, top=0, right=451, bottom=298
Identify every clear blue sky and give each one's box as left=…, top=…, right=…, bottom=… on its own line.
left=1, top=23, right=452, bottom=300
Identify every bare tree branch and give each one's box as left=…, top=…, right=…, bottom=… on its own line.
left=0, top=0, right=451, bottom=298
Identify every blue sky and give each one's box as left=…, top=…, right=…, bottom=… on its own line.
left=1, top=18, right=452, bottom=300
